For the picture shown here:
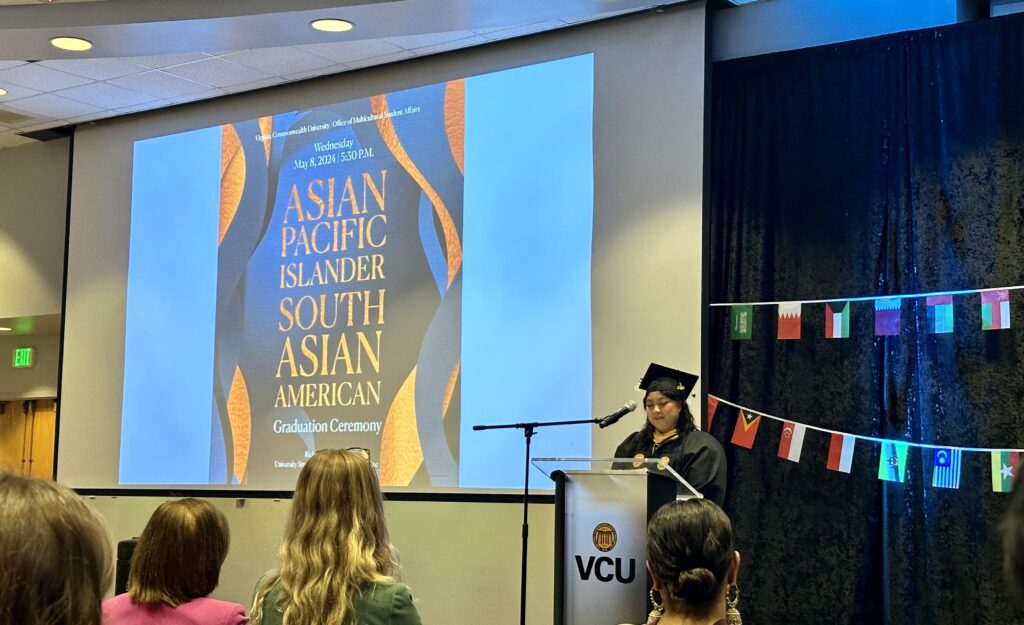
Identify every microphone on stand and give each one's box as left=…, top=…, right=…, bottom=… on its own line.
left=597, top=400, right=638, bottom=428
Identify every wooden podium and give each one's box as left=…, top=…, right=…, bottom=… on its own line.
left=533, top=458, right=702, bottom=625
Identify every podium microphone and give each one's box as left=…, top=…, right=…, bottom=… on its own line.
left=598, top=400, right=638, bottom=428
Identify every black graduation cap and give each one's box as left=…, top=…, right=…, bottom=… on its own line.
left=638, top=362, right=698, bottom=397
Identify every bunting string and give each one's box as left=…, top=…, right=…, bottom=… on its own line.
left=710, top=283, right=1024, bottom=307
left=710, top=395, right=1023, bottom=453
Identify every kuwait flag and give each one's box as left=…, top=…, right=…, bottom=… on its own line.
left=707, top=395, right=720, bottom=430
left=981, top=289, right=1011, bottom=330
left=825, top=302, right=850, bottom=339
left=874, top=298, right=901, bottom=336
left=926, top=295, right=954, bottom=334
left=777, top=421, right=807, bottom=462
left=992, top=450, right=1021, bottom=492
left=877, top=441, right=909, bottom=482
left=731, top=411, right=762, bottom=449
left=826, top=433, right=856, bottom=473
left=777, top=302, right=802, bottom=340
left=730, top=305, right=754, bottom=340
left=931, top=448, right=962, bottom=489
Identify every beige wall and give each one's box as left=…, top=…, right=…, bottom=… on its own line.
left=88, top=496, right=555, bottom=625
left=0, top=139, right=68, bottom=319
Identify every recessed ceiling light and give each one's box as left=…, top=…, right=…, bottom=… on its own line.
left=50, top=36, right=93, bottom=52
left=310, top=19, right=354, bottom=33
left=0, top=88, right=7, bottom=97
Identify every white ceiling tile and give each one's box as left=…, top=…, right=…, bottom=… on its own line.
left=386, top=31, right=478, bottom=50
left=12, top=120, right=64, bottom=133
left=220, top=47, right=337, bottom=77
left=0, top=61, right=27, bottom=71
left=299, top=40, right=406, bottom=64
left=221, top=76, right=286, bottom=94
left=107, top=70, right=212, bottom=100
left=0, top=63, right=92, bottom=91
left=38, top=58, right=152, bottom=81
left=478, top=20, right=565, bottom=40
left=343, top=50, right=416, bottom=70
left=412, top=35, right=489, bottom=55
left=3, top=93, right=103, bottom=119
left=113, top=100, right=171, bottom=115
left=0, top=83, right=42, bottom=100
left=54, top=82, right=158, bottom=108
left=0, top=134, right=38, bottom=149
left=161, top=57, right=274, bottom=88
left=163, top=88, right=225, bottom=105
left=283, top=64, right=348, bottom=81
left=126, top=52, right=212, bottom=69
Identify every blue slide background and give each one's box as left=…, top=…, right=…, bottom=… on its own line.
left=119, top=54, right=594, bottom=489
left=460, top=54, right=594, bottom=489
left=120, top=128, right=221, bottom=484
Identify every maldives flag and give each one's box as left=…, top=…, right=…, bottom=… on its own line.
left=825, top=301, right=850, bottom=339
left=777, top=303, right=802, bottom=340
left=926, top=295, right=954, bottom=334
left=877, top=441, right=909, bottom=482
left=826, top=433, right=856, bottom=473
left=992, top=450, right=1021, bottom=492
left=874, top=298, right=901, bottom=336
left=777, top=421, right=806, bottom=462
left=981, top=289, right=1011, bottom=330
left=707, top=395, right=720, bottom=430
left=731, top=411, right=762, bottom=449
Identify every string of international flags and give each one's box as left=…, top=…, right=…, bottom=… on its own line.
left=714, top=285, right=1015, bottom=339
left=707, top=395, right=1023, bottom=492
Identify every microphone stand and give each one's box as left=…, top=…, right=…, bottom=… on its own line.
left=473, top=416, right=605, bottom=625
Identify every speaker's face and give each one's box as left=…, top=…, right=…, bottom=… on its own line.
left=644, top=392, right=681, bottom=434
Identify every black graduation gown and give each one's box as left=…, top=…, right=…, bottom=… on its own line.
left=613, top=428, right=727, bottom=507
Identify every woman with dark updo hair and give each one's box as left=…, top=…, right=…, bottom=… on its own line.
left=633, top=498, right=742, bottom=625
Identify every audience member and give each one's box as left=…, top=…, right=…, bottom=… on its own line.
left=0, top=471, right=112, bottom=625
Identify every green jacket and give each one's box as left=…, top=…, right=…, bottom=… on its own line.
left=257, top=580, right=422, bottom=625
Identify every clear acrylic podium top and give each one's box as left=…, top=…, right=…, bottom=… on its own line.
left=531, top=457, right=703, bottom=499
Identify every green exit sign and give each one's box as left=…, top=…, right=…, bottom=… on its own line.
left=12, top=347, right=34, bottom=368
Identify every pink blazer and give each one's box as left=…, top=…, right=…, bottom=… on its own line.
left=103, top=594, right=248, bottom=625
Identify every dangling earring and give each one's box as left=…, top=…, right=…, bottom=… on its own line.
left=726, top=584, right=742, bottom=625
left=646, top=587, right=665, bottom=625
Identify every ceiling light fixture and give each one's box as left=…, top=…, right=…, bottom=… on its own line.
left=0, top=88, right=7, bottom=97
left=0, top=327, right=11, bottom=332
left=310, top=19, right=354, bottom=33
left=50, top=36, right=93, bottom=52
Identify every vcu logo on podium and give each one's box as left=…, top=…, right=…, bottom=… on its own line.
left=575, top=522, right=636, bottom=583
left=592, top=522, right=617, bottom=552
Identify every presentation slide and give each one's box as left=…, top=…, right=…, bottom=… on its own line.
left=118, top=55, right=594, bottom=489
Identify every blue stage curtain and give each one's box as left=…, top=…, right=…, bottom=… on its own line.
left=708, top=13, right=1024, bottom=625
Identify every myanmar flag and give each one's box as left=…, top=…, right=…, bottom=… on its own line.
left=981, top=289, right=1011, bottom=330
left=825, top=302, right=850, bottom=339
left=878, top=441, right=909, bottom=482
left=731, top=411, right=762, bottom=449
left=777, top=303, right=802, bottom=340
left=926, top=295, right=954, bottom=334
left=992, top=450, right=1021, bottom=492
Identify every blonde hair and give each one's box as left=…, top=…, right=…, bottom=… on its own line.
left=0, top=472, right=112, bottom=625
left=128, top=498, right=231, bottom=606
left=251, top=449, right=398, bottom=625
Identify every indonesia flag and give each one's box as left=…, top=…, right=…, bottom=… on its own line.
left=777, top=421, right=807, bottom=462
left=826, top=433, right=855, bottom=474
left=981, top=289, right=1011, bottom=330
